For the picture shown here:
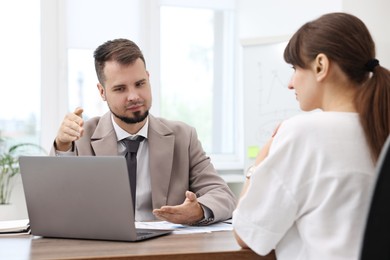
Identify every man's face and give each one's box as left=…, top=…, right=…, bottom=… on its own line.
left=97, top=58, right=152, bottom=126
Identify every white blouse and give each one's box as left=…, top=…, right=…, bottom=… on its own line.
left=233, top=112, right=375, bottom=260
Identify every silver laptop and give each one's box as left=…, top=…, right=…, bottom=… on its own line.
left=19, top=156, right=172, bottom=241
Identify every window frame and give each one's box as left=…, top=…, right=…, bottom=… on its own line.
left=149, top=0, right=243, bottom=170
left=40, top=0, right=68, bottom=151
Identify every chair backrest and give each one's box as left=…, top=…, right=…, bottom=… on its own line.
left=360, top=135, right=390, bottom=259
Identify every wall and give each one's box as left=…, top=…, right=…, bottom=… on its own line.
left=343, top=0, right=390, bottom=68
left=237, top=0, right=342, bottom=39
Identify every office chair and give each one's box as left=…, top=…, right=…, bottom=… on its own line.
left=360, top=135, right=390, bottom=260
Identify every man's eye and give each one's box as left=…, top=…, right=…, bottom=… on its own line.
left=113, top=87, right=125, bottom=92
left=136, top=81, right=145, bottom=87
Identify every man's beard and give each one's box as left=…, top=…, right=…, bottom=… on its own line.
left=111, top=109, right=149, bottom=124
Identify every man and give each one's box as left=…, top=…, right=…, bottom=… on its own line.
left=51, top=38, right=236, bottom=225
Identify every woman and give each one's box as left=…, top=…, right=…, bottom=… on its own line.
left=233, top=13, right=390, bottom=259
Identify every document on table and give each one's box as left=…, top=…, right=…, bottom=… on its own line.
left=136, top=220, right=233, bottom=234
left=0, top=219, right=30, bottom=234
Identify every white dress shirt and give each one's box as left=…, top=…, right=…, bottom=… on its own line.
left=111, top=116, right=155, bottom=221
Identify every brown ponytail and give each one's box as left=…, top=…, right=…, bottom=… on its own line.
left=355, top=65, right=390, bottom=161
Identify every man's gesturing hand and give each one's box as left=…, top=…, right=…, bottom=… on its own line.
left=55, top=107, right=84, bottom=151
left=153, top=191, right=204, bottom=225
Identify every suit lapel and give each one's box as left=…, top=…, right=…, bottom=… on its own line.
left=91, top=112, right=119, bottom=156
left=148, top=115, right=175, bottom=208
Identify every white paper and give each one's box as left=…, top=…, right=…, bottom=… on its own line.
left=135, top=220, right=232, bottom=234
left=0, top=219, right=30, bottom=233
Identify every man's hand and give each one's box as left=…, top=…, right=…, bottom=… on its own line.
left=55, top=107, right=84, bottom=151
left=153, top=191, right=204, bottom=225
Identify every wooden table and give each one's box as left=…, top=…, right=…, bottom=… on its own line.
left=0, top=231, right=276, bottom=260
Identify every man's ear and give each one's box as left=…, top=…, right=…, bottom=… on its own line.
left=314, top=53, right=329, bottom=82
left=97, top=83, right=106, bottom=101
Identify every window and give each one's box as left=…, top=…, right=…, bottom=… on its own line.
left=68, top=49, right=104, bottom=120
left=157, top=0, right=240, bottom=168
left=0, top=0, right=41, bottom=149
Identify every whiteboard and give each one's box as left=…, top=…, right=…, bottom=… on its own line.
left=242, top=37, right=302, bottom=168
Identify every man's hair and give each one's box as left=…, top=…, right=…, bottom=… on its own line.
left=93, top=38, right=146, bottom=85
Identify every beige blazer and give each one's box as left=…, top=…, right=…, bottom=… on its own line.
left=51, top=112, right=236, bottom=223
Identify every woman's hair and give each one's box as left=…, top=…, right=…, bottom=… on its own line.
left=284, top=12, right=390, bottom=161
left=93, top=38, right=146, bottom=85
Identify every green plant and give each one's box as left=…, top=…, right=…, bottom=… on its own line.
left=0, top=142, right=46, bottom=204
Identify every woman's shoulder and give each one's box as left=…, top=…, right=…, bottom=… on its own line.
left=275, top=111, right=361, bottom=143
left=283, top=111, right=359, bottom=129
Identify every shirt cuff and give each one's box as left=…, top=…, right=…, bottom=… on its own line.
left=54, top=141, right=75, bottom=156
left=194, top=204, right=214, bottom=226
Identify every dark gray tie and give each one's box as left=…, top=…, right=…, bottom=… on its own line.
left=122, top=136, right=145, bottom=215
